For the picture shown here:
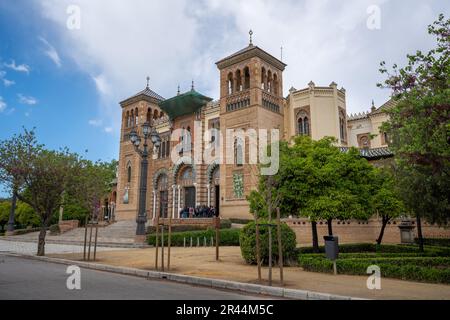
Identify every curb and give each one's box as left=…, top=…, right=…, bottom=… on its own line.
left=3, top=253, right=366, bottom=300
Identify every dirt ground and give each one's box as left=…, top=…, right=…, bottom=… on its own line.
left=50, top=246, right=450, bottom=300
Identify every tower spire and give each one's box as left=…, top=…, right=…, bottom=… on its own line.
left=177, top=85, right=180, bottom=95
left=191, top=80, right=195, bottom=91
left=146, top=76, right=150, bottom=88
left=249, top=29, right=253, bottom=46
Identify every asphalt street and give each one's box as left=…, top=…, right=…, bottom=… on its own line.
left=0, top=255, right=263, bottom=300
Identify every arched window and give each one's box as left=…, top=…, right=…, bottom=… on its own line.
left=146, top=108, right=152, bottom=123
left=261, top=67, right=266, bottom=90
left=127, top=164, right=132, bottom=183
left=297, top=118, right=303, bottom=135
left=244, top=67, right=250, bottom=90
left=135, top=108, right=139, bottom=126
left=235, top=69, right=242, bottom=92
left=159, top=141, right=164, bottom=159
left=297, top=111, right=310, bottom=136
left=234, top=138, right=243, bottom=166
left=267, top=70, right=273, bottom=93
left=339, top=111, right=346, bottom=141
left=126, top=111, right=130, bottom=127
left=273, top=74, right=279, bottom=95
left=131, top=109, right=135, bottom=127
left=160, top=112, right=165, bottom=118
left=153, top=110, right=159, bottom=120
left=227, top=72, right=234, bottom=95
left=166, top=139, right=170, bottom=157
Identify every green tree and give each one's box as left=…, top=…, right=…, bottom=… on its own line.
left=0, top=129, right=40, bottom=233
left=371, top=169, right=405, bottom=245
left=279, top=136, right=374, bottom=250
left=66, top=159, right=117, bottom=222
left=379, top=14, right=450, bottom=250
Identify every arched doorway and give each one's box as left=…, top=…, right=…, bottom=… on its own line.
left=178, top=166, right=195, bottom=211
left=156, top=173, right=169, bottom=218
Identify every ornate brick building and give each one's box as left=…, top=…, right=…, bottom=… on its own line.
left=113, top=39, right=393, bottom=223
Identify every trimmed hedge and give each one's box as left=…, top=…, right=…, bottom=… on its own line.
left=239, top=221, right=297, bottom=265
left=147, top=228, right=240, bottom=246
left=146, top=219, right=232, bottom=234
left=229, top=218, right=253, bottom=225
left=298, top=243, right=450, bottom=255
left=298, top=255, right=450, bottom=284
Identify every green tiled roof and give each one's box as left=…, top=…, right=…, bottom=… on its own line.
left=158, top=89, right=213, bottom=120
left=340, top=147, right=393, bottom=160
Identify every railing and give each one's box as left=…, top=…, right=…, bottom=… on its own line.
left=226, top=89, right=251, bottom=112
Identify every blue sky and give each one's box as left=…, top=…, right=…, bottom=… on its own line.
left=0, top=0, right=449, bottom=197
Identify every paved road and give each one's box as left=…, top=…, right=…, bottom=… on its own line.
left=0, top=255, right=262, bottom=300
left=0, top=239, right=125, bottom=255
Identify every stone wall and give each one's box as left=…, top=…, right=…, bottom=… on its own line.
left=284, top=218, right=450, bottom=246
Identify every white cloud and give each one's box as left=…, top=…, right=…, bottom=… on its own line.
left=4, top=60, right=30, bottom=74
left=104, top=127, right=113, bottom=133
left=35, top=0, right=447, bottom=126
left=39, top=36, right=62, bottom=67
left=92, top=74, right=110, bottom=96
left=18, top=94, right=38, bottom=105
left=0, top=71, right=15, bottom=87
left=3, top=79, right=15, bottom=87
left=0, top=96, right=6, bottom=112
left=88, top=119, right=103, bottom=126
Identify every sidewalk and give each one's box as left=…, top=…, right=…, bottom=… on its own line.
left=48, top=246, right=450, bottom=300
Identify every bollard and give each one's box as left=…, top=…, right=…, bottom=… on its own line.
left=204, top=236, right=206, bottom=247
left=197, top=237, right=200, bottom=247
left=190, top=237, right=193, bottom=247
left=210, top=236, right=213, bottom=247
left=184, top=237, right=186, bottom=248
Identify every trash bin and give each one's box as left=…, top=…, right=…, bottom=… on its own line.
left=323, top=235, right=339, bottom=260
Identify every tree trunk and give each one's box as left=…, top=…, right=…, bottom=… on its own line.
left=376, top=216, right=389, bottom=245
left=416, top=214, right=424, bottom=252
left=327, top=218, right=333, bottom=236
left=311, top=221, right=319, bottom=253
left=6, top=190, right=17, bottom=233
left=37, top=226, right=47, bottom=256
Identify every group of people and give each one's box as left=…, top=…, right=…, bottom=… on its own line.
left=179, top=205, right=217, bottom=218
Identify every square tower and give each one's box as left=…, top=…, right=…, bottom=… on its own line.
left=215, top=39, right=287, bottom=219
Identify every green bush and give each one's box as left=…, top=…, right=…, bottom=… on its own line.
left=12, top=227, right=42, bottom=235
left=147, top=228, right=240, bottom=246
left=297, top=243, right=446, bottom=254
left=416, top=238, right=450, bottom=247
left=229, top=218, right=252, bottom=225
left=146, top=219, right=232, bottom=234
left=49, top=224, right=60, bottom=235
left=239, top=221, right=297, bottom=266
left=298, top=254, right=450, bottom=284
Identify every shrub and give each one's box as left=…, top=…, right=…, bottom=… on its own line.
left=147, top=228, right=240, bottom=246
left=49, top=224, right=60, bottom=235
left=298, top=254, right=450, bottom=284
left=146, top=219, right=232, bottom=234
left=12, top=227, right=42, bottom=235
left=297, top=243, right=447, bottom=254
left=416, top=238, right=450, bottom=247
left=229, top=218, right=252, bottom=225
left=239, top=221, right=297, bottom=266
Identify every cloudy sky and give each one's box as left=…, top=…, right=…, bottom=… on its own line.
left=0, top=0, right=448, bottom=169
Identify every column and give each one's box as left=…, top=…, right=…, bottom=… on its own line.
left=177, top=185, right=181, bottom=218
left=193, top=182, right=198, bottom=207
left=172, top=185, right=176, bottom=219
left=207, top=183, right=211, bottom=207
left=152, top=190, right=156, bottom=221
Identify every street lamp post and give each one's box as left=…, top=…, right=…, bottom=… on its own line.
left=129, top=121, right=161, bottom=243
